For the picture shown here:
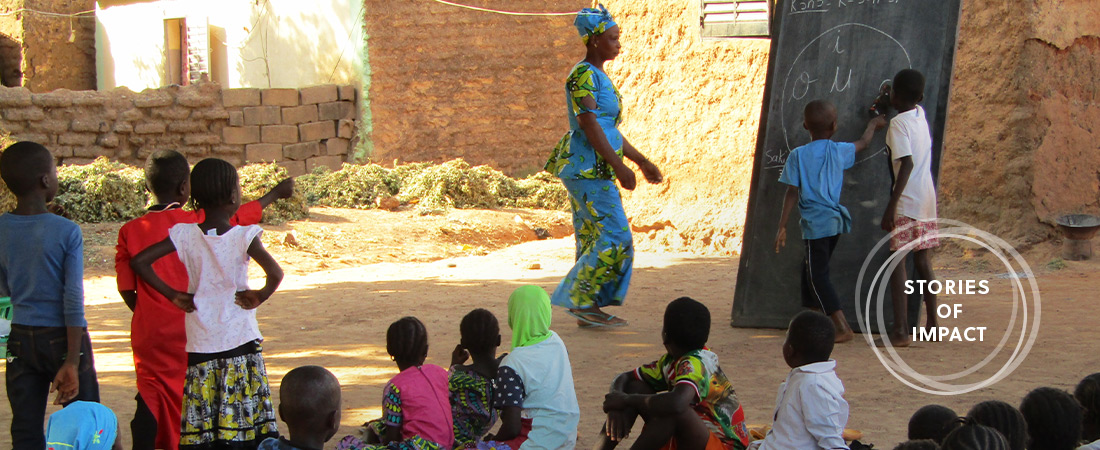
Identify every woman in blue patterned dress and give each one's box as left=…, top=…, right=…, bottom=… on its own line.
left=545, top=5, right=663, bottom=327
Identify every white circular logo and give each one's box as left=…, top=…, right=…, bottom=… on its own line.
left=855, top=219, right=1041, bottom=395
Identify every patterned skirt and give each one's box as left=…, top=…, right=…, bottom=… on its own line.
left=550, top=178, right=634, bottom=309
left=180, top=341, right=278, bottom=450
left=335, top=426, right=443, bottom=450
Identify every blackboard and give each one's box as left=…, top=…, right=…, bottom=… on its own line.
left=731, top=0, right=962, bottom=330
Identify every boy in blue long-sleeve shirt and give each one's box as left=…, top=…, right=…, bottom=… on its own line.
left=0, top=141, right=100, bottom=449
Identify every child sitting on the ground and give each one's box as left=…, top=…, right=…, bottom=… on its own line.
left=45, top=401, right=123, bottom=450
left=774, top=101, right=887, bottom=342
left=339, top=316, right=454, bottom=450
left=1076, top=373, right=1100, bottom=449
left=449, top=308, right=503, bottom=448
left=131, top=158, right=285, bottom=449
left=259, top=365, right=342, bottom=450
left=1020, top=387, right=1083, bottom=450
left=116, top=149, right=292, bottom=450
left=597, top=297, right=749, bottom=450
left=907, top=404, right=957, bottom=443
left=0, top=142, right=101, bottom=449
left=939, top=422, right=1008, bottom=450
left=484, top=285, right=580, bottom=449
left=752, top=311, right=849, bottom=449
left=965, top=400, right=1026, bottom=450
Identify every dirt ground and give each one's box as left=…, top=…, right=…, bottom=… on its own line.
left=2, top=206, right=1098, bottom=448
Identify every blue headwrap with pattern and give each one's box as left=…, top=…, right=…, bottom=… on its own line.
left=574, top=4, right=617, bottom=44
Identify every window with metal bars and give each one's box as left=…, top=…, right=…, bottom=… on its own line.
left=700, top=0, right=771, bottom=38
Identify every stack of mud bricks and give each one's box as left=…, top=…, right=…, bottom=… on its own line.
left=0, top=82, right=357, bottom=174
left=223, top=85, right=357, bottom=177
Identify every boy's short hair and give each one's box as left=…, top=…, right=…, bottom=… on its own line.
left=803, top=100, right=837, bottom=135
left=460, top=308, right=499, bottom=355
left=786, top=310, right=834, bottom=361
left=940, top=423, right=1008, bottom=450
left=1020, top=386, right=1082, bottom=450
left=893, top=69, right=925, bottom=104
left=0, top=141, right=53, bottom=196
left=892, top=440, right=940, bottom=450
left=279, top=365, right=341, bottom=429
left=966, top=400, right=1027, bottom=450
left=144, top=150, right=190, bottom=196
left=663, top=297, right=710, bottom=350
left=908, top=404, right=958, bottom=442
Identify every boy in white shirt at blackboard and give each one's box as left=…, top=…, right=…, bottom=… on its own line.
left=775, top=100, right=886, bottom=343
left=880, top=69, right=940, bottom=348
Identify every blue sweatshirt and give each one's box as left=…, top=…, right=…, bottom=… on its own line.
left=0, top=212, right=86, bottom=327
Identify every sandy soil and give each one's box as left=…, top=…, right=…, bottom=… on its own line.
left=2, top=207, right=1098, bottom=448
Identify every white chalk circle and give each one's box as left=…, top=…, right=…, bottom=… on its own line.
left=768, top=23, right=912, bottom=170
left=855, top=219, right=1041, bottom=395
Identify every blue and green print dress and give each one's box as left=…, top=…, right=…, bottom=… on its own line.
left=544, top=61, right=633, bottom=310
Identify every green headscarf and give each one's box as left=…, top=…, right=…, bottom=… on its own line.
left=508, top=285, right=553, bottom=348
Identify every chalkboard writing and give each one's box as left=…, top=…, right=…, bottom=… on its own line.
left=732, top=0, right=961, bottom=330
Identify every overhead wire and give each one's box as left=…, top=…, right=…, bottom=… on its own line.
left=424, top=0, right=593, bottom=16
left=0, top=8, right=96, bottom=19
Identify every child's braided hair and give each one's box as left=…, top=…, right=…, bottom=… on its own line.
left=1020, top=386, right=1083, bottom=450
left=189, top=158, right=239, bottom=210
left=387, top=316, right=428, bottom=366
left=1076, top=373, right=1100, bottom=437
left=460, top=308, right=499, bottom=355
left=966, top=400, right=1027, bottom=450
left=940, top=422, right=1009, bottom=450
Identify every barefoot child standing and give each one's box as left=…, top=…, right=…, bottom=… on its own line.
left=775, top=100, right=886, bottom=343
left=131, top=158, right=284, bottom=450
left=880, top=69, right=941, bottom=347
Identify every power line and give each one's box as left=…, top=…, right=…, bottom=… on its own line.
left=425, top=0, right=586, bottom=16
left=0, top=8, right=96, bottom=19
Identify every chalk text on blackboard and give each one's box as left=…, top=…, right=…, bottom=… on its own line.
left=790, top=72, right=817, bottom=102
left=791, top=0, right=902, bottom=15
left=831, top=67, right=853, bottom=92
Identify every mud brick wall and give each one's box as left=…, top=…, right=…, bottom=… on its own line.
left=0, top=0, right=97, bottom=91
left=0, top=82, right=357, bottom=175
left=363, top=0, right=589, bottom=176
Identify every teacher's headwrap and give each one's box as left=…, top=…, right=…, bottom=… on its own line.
left=574, top=4, right=617, bottom=44
left=507, top=285, right=553, bottom=348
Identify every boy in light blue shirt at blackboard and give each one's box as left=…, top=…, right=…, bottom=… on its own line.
left=774, top=100, right=885, bottom=343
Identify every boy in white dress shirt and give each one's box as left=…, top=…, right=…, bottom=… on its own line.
left=753, top=311, right=849, bottom=450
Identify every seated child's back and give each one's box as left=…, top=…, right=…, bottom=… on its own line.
left=259, top=365, right=342, bottom=450
left=449, top=308, right=502, bottom=448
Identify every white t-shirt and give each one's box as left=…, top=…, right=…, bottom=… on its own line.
left=499, top=332, right=580, bottom=450
left=169, top=223, right=264, bottom=354
left=886, top=105, right=938, bottom=221
left=1079, top=440, right=1100, bottom=450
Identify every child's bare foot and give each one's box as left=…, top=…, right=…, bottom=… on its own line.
left=829, top=310, right=854, bottom=343
left=888, top=331, right=911, bottom=347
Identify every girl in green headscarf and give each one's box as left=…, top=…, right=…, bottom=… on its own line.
left=484, top=286, right=580, bottom=449
left=507, top=285, right=553, bottom=348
